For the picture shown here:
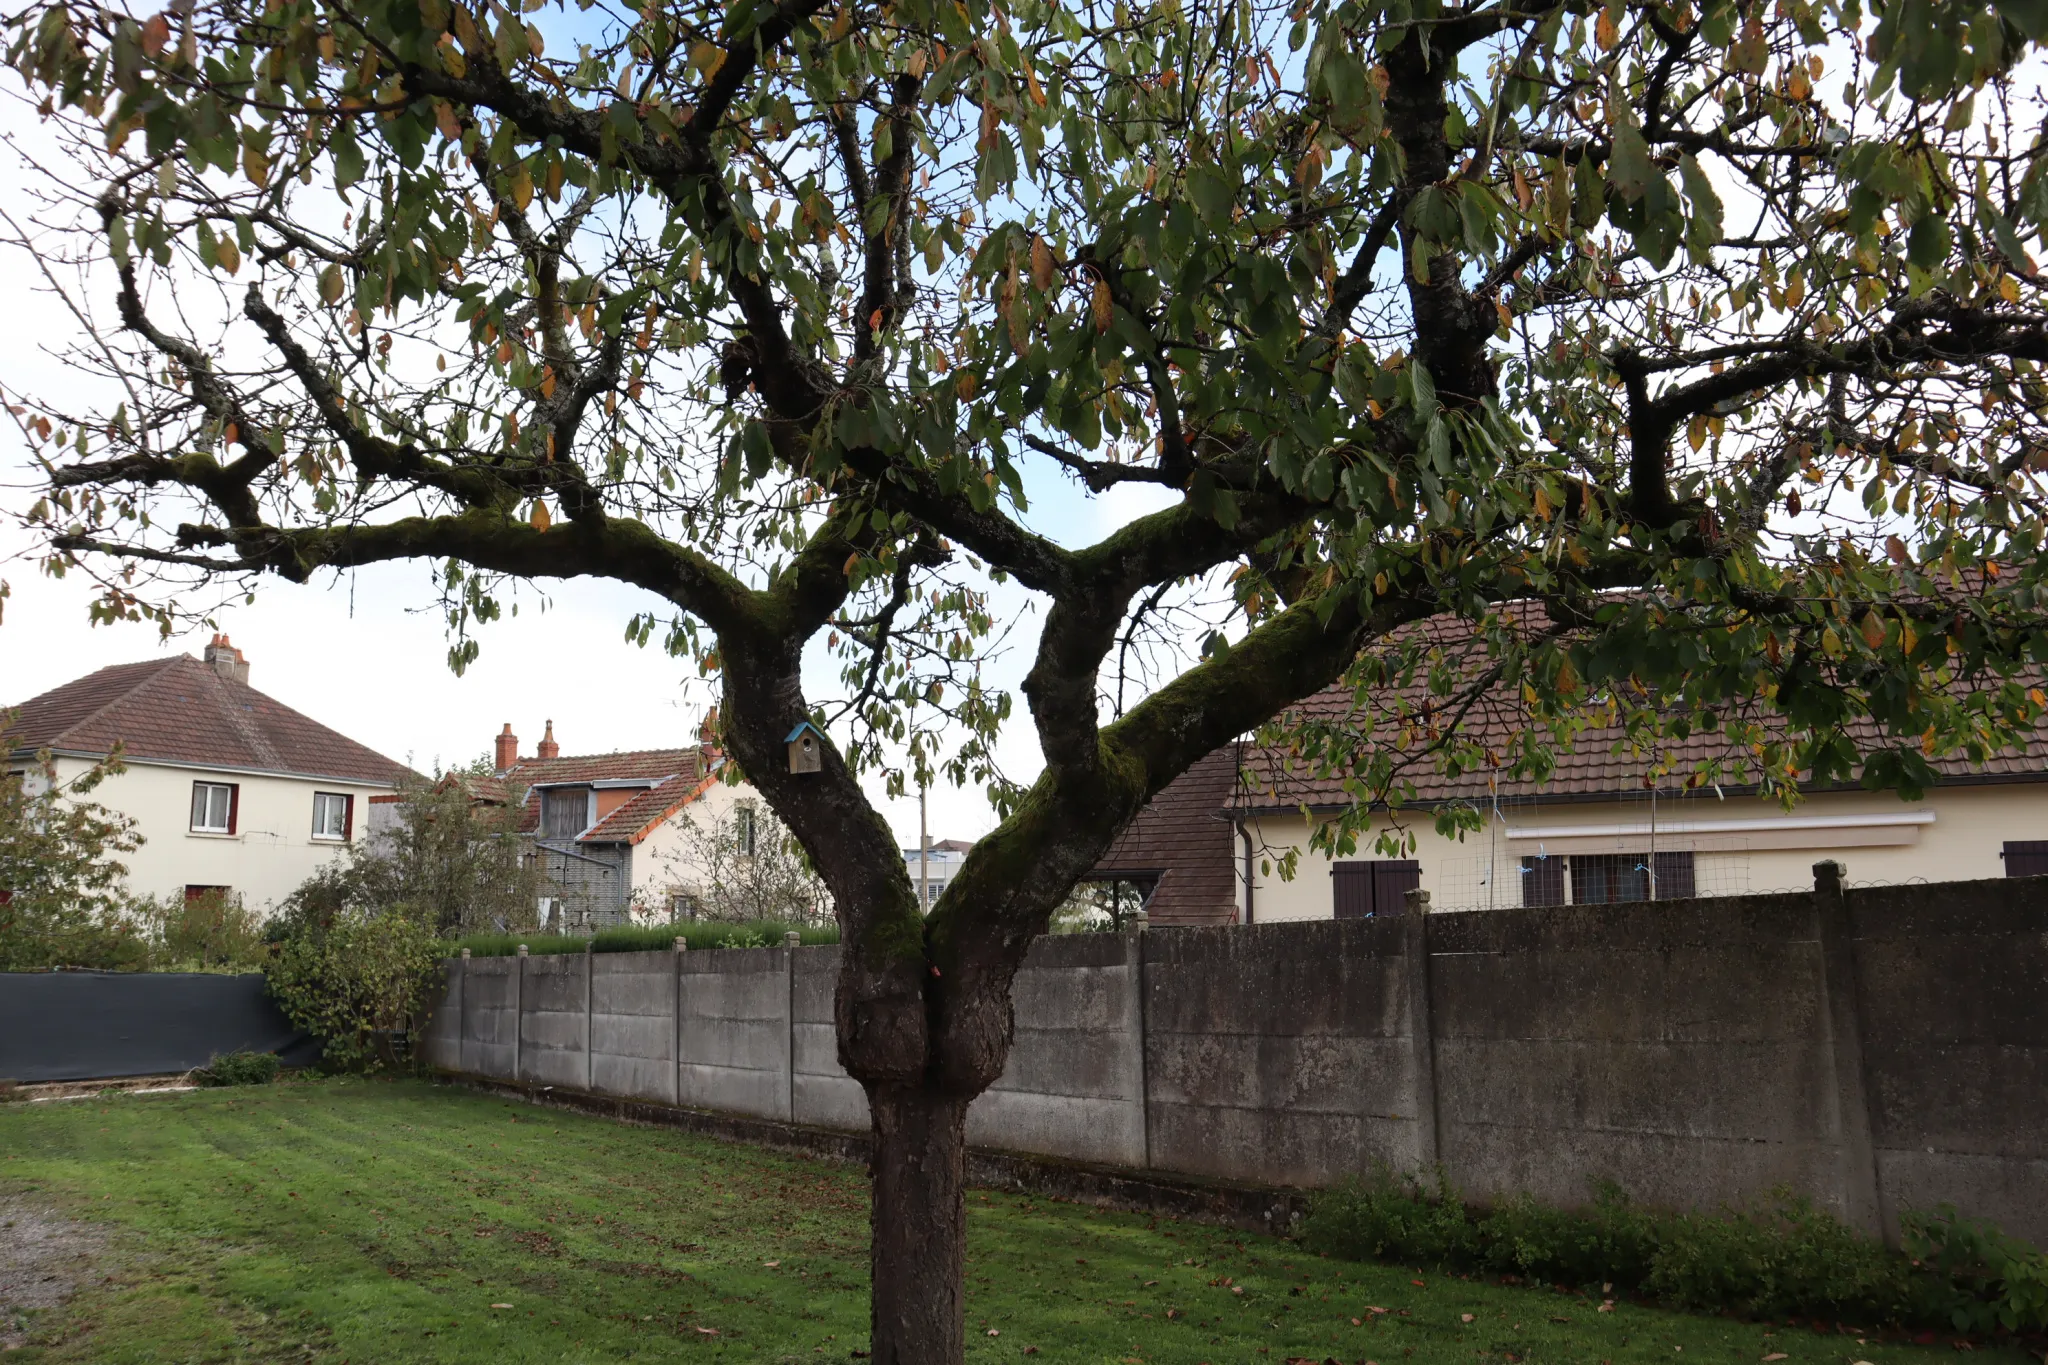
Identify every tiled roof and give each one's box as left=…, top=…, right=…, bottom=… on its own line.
left=1244, top=606, right=2048, bottom=810
left=503, top=750, right=713, bottom=843
left=4, top=655, right=407, bottom=786
left=584, top=773, right=715, bottom=844
left=1086, top=745, right=1244, bottom=927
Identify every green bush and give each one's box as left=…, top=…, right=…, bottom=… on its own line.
left=1903, top=1205, right=2048, bottom=1335
left=136, top=890, right=269, bottom=972
left=448, top=920, right=839, bottom=957
left=1302, top=1170, right=2045, bottom=1337
left=193, top=1049, right=280, bottom=1087
left=267, top=906, right=443, bottom=1073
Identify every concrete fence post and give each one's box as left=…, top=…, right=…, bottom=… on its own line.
left=684, top=933, right=700, bottom=1113
left=1812, top=860, right=1890, bottom=1241
left=515, top=944, right=528, bottom=1084
left=584, top=939, right=596, bottom=1093
left=457, top=948, right=471, bottom=1074
left=1123, top=925, right=1151, bottom=1170
left=1400, top=888, right=1441, bottom=1172
left=782, top=937, right=798, bottom=1123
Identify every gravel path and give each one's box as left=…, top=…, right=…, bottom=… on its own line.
left=0, top=1197, right=107, bottom=1350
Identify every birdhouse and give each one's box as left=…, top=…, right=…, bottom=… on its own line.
left=785, top=721, right=826, bottom=774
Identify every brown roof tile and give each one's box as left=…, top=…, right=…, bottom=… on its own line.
left=1087, top=744, right=1244, bottom=927
left=4, top=656, right=407, bottom=785
left=502, top=749, right=711, bottom=841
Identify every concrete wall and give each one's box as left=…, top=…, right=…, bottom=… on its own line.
left=433, top=870, right=2048, bottom=1243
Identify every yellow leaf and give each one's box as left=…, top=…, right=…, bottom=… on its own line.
left=907, top=48, right=928, bottom=79
left=244, top=145, right=270, bottom=190
left=1859, top=612, right=1886, bottom=649
left=215, top=235, right=241, bottom=275
left=529, top=499, right=552, bottom=531
left=1024, top=62, right=1046, bottom=107
left=1534, top=485, right=1552, bottom=520
left=1594, top=8, right=1618, bottom=49
left=1687, top=415, right=1706, bottom=452
left=436, top=100, right=462, bottom=141
left=1030, top=235, right=1056, bottom=291
left=539, top=367, right=556, bottom=400
left=526, top=25, right=544, bottom=58
left=511, top=165, right=534, bottom=212
left=1091, top=278, right=1113, bottom=332
left=1885, top=534, right=1907, bottom=564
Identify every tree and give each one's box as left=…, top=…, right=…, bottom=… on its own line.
left=655, top=799, right=833, bottom=924
left=6, top=0, right=2048, bottom=1355
left=283, top=772, right=546, bottom=937
left=0, top=726, right=147, bottom=970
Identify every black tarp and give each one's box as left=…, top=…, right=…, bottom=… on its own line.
left=0, top=971, right=319, bottom=1082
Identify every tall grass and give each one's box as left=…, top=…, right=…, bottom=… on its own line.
left=447, top=920, right=839, bottom=957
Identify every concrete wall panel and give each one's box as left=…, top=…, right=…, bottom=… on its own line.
left=460, top=957, right=518, bottom=1078
left=677, top=947, right=790, bottom=1120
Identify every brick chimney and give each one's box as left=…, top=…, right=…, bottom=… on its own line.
left=537, top=720, right=560, bottom=760
left=494, top=723, right=519, bottom=773
left=203, top=634, right=250, bottom=684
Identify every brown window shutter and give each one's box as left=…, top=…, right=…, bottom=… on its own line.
left=1331, top=862, right=1375, bottom=919
left=1372, top=861, right=1422, bottom=916
left=1651, top=851, right=1696, bottom=898
left=2005, top=840, right=2048, bottom=877
left=1521, top=854, right=1565, bottom=907
left=343, top=794, right=355, bottom=842
left=227, top=784, right=240, bottom=835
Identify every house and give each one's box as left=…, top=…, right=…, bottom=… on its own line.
left=903, top=837, right=975, bottom=910
left=1088, top=614, right=2048, bottom=925
left=3, top=637, right=408, bottom=914
left=423, top=718, right=759, bottom=930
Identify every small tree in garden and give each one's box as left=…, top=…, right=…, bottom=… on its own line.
left=656, top=801, right=831, bottom=924
left=266, top=904, right=445, bottom=1071
left=283, top=772, right=546, bottom=937
left=0, top=723, right=147, bottom=971
left=8, top=0, right=2048, bottom=1356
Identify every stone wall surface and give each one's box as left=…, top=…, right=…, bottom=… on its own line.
left=431, top=872, right=2048, bottom=1242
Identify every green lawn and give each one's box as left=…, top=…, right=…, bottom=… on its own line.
left=0, top=1079, right=2025, bottom=1364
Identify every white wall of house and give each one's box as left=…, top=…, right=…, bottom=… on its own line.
left=46, top=754, right=393, bottom=916
left=1243, top=781, right=2048, bottom=921
left=628, top=774, right=753, bottom=915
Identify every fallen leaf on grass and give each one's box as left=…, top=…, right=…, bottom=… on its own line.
left=1598, top=1300, right=1615, bottom=1312
left=986, top=1328, right=999, bottom=1337
left=490, top=1303, right=513, bottom=1309
left=764, top=1260, right=781, bottom=1268
left=1461, top=1313, right=1475, bottom=1322
left=694, top=1326, right=720, bottom=1337
left=1762, top=1355, right=1787, bottom=1362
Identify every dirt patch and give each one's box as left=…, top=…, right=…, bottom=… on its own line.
left=0, top=1197, right=109, bottom=1349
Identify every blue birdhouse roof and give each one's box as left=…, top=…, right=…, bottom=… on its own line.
left=784, top=721, right=826, bottom=744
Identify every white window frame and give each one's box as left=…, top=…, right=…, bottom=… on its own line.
left=190, top=781, right=236, bottom=834
left=736, top=805, right=757, bottom=857
left=311, top=792, right=351, bottom=842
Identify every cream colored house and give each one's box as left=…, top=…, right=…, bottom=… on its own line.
left=5, top=638, right=407, bottom=914
left=372, top=718, right=762, bottom=930
left=1088, top=620, right=2048, bottom=925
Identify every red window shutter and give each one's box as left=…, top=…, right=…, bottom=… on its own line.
left=2005, top=840, right=2048, bottom=877
left=1373, top=861, right=1422, bottom=916
left=1331, top=862, right=1375, bottom=919
left=227, top=784, right=240, bottom=835
left=343, top=794, right=354, bottom=842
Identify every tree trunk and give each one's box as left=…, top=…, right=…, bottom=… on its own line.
left=868, top=1084, right=971, bottom=1365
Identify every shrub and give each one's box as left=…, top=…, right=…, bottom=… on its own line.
left=136, top=890, right=269, bottom=971
left=267, top=906, right=443, bottom=1072
left=1302, top=1174, right=2043, bottom=1337
left=1902, top=1205, right=2048, bottom=1335
left=193, top=1050, right=280, bottom=1087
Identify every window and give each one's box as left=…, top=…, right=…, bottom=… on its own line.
left=184, top=884, right=232, bottom=902
left=312, top=792, right=352, bottom=841
left=668, top=892, right=703, bottom=920
left=190, top=781, right=237, bottom=834
left=1331, top=860, right=1422, bottom=918
left=736, top=806, right=757, bottom=857
left=539, top=787, right=591, bottom=838
left=1522, top=851, right=1695, bottom=906
left=2005, top=841, right=2048, bottom=877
